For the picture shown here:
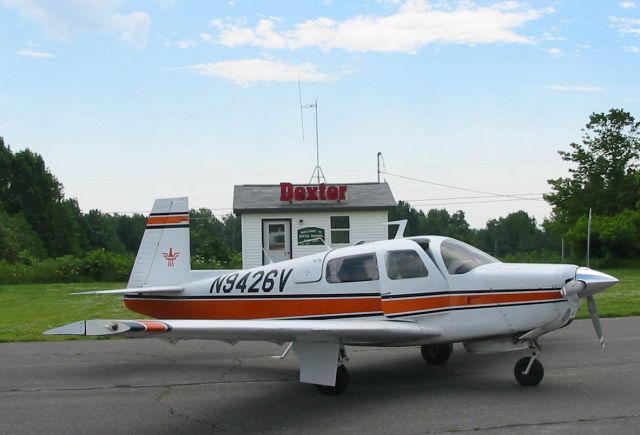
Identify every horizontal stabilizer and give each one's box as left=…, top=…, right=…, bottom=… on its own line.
left=44, top=319, right=441, bottom=345
left=71, top=285, right=184, bottom=295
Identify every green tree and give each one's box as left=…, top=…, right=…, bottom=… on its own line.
left=477, top=211, right=544, bottom=257
left=115, top=214, right=147, bottom=253
left=545, top=109, right=640, bottom=232
left=388, top=201, right=473, bottom=241
left=0, top=209, right=47, bottom=262
left=189, top=208, right=238, bottom=268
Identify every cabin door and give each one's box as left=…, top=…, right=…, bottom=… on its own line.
left=379, top=247, right=449, bottom=318
left=262, top=220, right=292, bottom=264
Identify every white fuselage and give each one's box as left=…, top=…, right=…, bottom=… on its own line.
left=124, top=236, right=580, bottom=346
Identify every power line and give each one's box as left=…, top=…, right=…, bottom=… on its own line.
left=382, top=171, right=545, bottom=202
left=404, top=193, right=546, bottom=202
left=410, top=198, right=549, bottom=207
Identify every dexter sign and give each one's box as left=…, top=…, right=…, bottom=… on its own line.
left=280, top=182, right=347, bottom=202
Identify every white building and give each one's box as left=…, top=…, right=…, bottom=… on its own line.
left=233, top=182, right=397, bottom=269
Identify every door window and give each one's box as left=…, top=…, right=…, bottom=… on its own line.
left=385, top=250, right=428, bottom=280
left=268, top=224, right=286, bottom=250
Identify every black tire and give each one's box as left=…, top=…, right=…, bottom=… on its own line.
left=514, top=357, right=544, bottom=387
left=421, top=343, right=453, bottom=365
left=315, top=365, right=349, bottom=395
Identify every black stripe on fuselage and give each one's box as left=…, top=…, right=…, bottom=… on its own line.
left=123, top=292, right=381, bottom=300
left=381, top=288, right=562, bottom=300
left=384, top=298, right=565, bottom=319
left=276, top=311, right=384, bottom=320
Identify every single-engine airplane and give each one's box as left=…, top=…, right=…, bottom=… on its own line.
left=46, top=197, right=619, bottom=394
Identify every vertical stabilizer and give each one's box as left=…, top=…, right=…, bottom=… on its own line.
left=127, top=197, right=191, bottom=288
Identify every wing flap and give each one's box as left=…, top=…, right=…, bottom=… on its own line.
left=44, top=318, right=441, bottom=346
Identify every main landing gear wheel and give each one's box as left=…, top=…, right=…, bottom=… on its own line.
left=316, top=364, right=350, bottom=395
left=421, top=343, right=453, bottom=365
left=514, top=357, right=544, bottom=386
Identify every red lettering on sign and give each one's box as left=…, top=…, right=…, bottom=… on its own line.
left=306, top=186, right=319, bottom=200
left=339, top=185, right=347, bottom=200
left=280, top=182, right=293, bottom=201
left=279, top=182, right=348, bottom=202
left=327, top=185, right=338, bottom=200
left=294, top=187, right=306, bottom=201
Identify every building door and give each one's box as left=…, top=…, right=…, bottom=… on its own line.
left=262, top=220, right=291, bottom=264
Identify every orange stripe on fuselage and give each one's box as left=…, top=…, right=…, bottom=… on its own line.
left=124, top=297, right=382, bottom=320
left=147, top=215, right=189, bottom=225
left=124, top=291, right=564, bottom=320
left=381, top=290, right=563, bottom=316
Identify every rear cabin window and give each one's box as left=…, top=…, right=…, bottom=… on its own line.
left=386, top=250, right=428, bottom=280
left=326, top=253, right=379, bottom=283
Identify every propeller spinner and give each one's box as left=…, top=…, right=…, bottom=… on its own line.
left=561, top=267, right=619, bottom=348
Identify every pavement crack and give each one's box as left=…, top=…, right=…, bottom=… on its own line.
left=0, top=378, right=288, bottom=395
left=219, top=358, right=243, bottom=380
left=165, top=405, right=228, bottom=432
left=154, top=385, right=227, bottom=432
left=434, top=413, right=640, bottom=433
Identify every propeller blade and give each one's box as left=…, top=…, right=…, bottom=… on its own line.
left=587, top=295, right=605, bottom=348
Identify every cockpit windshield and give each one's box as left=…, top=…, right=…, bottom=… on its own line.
left=440, top=239, right=499, bottom=275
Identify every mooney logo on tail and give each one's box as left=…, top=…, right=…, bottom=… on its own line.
left=162, top=248, right=180, bottom=267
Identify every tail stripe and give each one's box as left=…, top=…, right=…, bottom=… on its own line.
left=147, top=215, right=190, bottom=226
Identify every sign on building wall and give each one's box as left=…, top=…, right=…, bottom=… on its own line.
left=297, top=227, right=326, bottom=245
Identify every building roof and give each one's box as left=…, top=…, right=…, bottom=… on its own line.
left=233, top=182, right=396, bottom=214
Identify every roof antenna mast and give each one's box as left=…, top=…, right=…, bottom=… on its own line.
left=298, top=75, right=326, bottom=184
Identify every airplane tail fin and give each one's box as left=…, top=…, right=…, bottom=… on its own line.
left=127, top=197, right=191, bottom=288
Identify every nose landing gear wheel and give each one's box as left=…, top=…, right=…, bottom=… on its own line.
left=421, top=343, right=453, bottom=365
left=315, top=364, right=350, bottom=395
left=514, top=357, right=544, bottom=386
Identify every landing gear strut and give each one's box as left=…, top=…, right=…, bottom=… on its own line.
left=421, top=343, right=453, bottom=365
left=514, top=340, right=544, bottom=386
left=316, top=348, right=350, bottom=395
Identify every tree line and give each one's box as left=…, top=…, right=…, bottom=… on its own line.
left=1, top=108, right=638, bottom=282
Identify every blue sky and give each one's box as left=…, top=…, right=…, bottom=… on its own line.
left=1, top=0, right=639, bottom=228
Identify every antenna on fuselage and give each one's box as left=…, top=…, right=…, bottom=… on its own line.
left=586, top=208, right=592, bottom=268
left=386, top=220, right=408, bottom=239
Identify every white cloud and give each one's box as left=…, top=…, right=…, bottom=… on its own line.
left=542, top=85, right=605, bottom=92
left=610, top=16, right=640, bottom=36
left=548, top=47, right=563, bottom=56
left=17, top=47, right=55, bottom=58
left=200, top=32, right=213, bottom=42
left=210, top=0, right=550, bottom=54
left=183, top=58, right=334, bottom=86
left=2, top=0, right=151, bottom=48
left=626, top=45, right=640, bottom=52
left=620, top=2, right=636, bottom=9
left=177, top=39, right=195, bottom=49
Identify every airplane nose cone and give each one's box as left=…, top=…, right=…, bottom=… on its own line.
left=575, top=267, right=619, bottom=297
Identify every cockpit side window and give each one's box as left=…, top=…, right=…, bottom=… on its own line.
left=385, top=250, right=428, bottom=280
left=326, top=253, right=379, bottom=283
left=440, top=239, right=498, bottom=275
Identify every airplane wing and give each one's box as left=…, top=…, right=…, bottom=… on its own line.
left=44, top=318, right=440, bottom=346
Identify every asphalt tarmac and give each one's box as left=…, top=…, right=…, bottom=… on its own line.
left=1, top=318, right=639, bottom=434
